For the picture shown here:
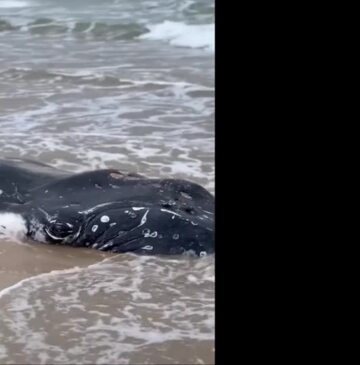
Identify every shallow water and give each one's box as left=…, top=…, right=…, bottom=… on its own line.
left=0, top=241, right=214, bottom=364
left=0, top=0, right=214, bottom=363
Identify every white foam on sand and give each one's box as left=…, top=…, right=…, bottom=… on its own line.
left=141, top=21, right=214, bottom=52
left=0, top=254, right=215, bottom=363
left=0, top=267, right=82, bottom=299
left=0, top=255, right=117, bottom=299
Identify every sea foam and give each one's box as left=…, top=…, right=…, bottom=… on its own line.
left=140, top=21, right=214, bottom=52
left=0, top=213, right=27, bottom=240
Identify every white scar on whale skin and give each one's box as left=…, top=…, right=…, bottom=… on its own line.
left=160, top=209, right=181, bottom=217
left=139, top=210, right=149, bottom=227
left=78, top=202, right=115, bottom=214
left=0, top=213, right=27, bottom=240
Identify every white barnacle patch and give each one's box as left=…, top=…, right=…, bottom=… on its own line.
left=143, top=230, right=158, bottom=238
left=200, top=251, right=207, bottom=257
left=172, top=233, right=180, bottom=240
left=91, top=225, right=98, bottom=232
left=191, top=221, right=199, bottom=226
left=142, top=245, right=154, bottom=251
left=100, top=215, right=110, bottom=223
left=132, top=207, right=145, bottom=211
left=0, top=189, right=3, bottom=196
left=110, top=222, right=117, bottom=227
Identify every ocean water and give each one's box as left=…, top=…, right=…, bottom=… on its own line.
left=0, top=0, right=214, bottom=364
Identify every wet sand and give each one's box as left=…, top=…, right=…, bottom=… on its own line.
left=0, top=240, right=108, bottom=291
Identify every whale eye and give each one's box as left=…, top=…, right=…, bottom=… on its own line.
left=46, top=221, right=74, bottom=241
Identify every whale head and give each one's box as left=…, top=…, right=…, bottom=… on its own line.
left=26, top=178, right=214, bottom=256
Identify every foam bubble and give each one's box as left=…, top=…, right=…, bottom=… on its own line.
left=0, top=213, right=27, bottom=241
left=140, top=21, right=214, bottom=52
left=0, top=266, right=83, bottom=299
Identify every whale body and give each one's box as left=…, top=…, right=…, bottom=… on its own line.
left=0, top=159, right=214, bottom=256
